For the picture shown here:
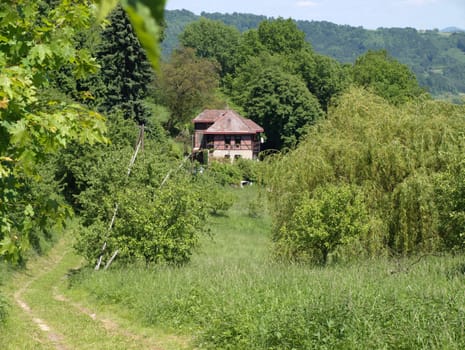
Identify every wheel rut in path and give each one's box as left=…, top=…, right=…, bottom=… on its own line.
left=13, top=252, right=69, bottom=350
left=10, top=237, right=169, bottom=350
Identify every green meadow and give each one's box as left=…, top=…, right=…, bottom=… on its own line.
left=69, top=186, right=465, bottom=349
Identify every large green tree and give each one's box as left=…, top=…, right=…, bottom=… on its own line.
left=352, top=50, right=426, bottom=105
left=257, top=17, right=309, bottom=54
left=0, top=0, right=167, bottom=264
left=233, top=57, right=324, bottom=149
left=0, top=0, right=107, bottom=263
left=158, top=47, right=220, bottom=134
left=96, top=5, right=154, bottom=124
left=266, top=88, right=465, bottom=263
left=180, top=17, right=241, bottom=76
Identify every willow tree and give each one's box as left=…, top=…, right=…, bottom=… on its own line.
left=265, top=87, right=465, bottom=263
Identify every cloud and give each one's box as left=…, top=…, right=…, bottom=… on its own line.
left=296, top=1, right=318, bottom=8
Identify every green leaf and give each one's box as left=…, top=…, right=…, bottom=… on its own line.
left=29, top=44, right=53, bottom=64
left=121, top=0, right=166, bottom=71
left=95, top=0, right=120, bottom=22
left=8, top=119, right=29, bottom=147
left=0, top=75, right=13, bottom=98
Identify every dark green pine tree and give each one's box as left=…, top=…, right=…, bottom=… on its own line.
left=96, top=5, right=154, bottom=124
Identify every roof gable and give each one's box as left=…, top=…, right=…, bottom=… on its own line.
left=193, top=109, right=263, bottom=134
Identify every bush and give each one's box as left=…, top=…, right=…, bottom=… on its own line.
left=275, top=184, right=370, bottom=264
left=234, top=158, right=259, bottom=182
left=74, top=142, right=210, bottom=266
left=205, top=161, right=242, bottom=186
left=200, top=179, right=235, bottom=215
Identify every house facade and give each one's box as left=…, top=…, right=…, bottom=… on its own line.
left=193, top=109, right=264, bottom=161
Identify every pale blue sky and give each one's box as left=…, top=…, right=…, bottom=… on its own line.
left=165, top=0, right=465, bottom=30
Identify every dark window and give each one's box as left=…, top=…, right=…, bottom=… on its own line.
left=235, top=136, right=241, bottom=147
left=206, top=135, right=214, bottom=149
left=224, top=135, right=231, bottom=146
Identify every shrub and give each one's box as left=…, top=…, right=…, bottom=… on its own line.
left=234, top=158, right=259, bottom=182
left=275, top=184, right=370, bottom=264
left=74, top=142, right=210, bottom=266
left=206, top=161, right=242, bottom=186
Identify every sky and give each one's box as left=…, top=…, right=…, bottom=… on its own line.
left=165, top=0, right=465, bottom=30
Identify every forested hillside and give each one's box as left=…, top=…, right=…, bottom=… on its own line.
left=163, top=9, right=465, bottom=99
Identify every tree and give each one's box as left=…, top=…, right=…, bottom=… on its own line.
left=292, top=52, right=350, bottom=110
left=352, top=50, right=425, bottom=105
left=158, top=47, right=220, bottom=134
left=233, top=57, right=324, bottom=149
left=257, top=18, right=309, bottom=54
left=0, top=0, right=167, bottom=264
left=95, top=5, right=155, bottom=124
left=265, top=87, right=465, bottom=263
left=74, top=141, right=209, bottom=266
left=0, top=0, right=107, bottom=263
left=180, top=17, right=241, bottom=76
left=277, top=184, right=369, bottom=264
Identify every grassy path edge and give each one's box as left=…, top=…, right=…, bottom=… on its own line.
left=1, top=233, right=183, bottom=350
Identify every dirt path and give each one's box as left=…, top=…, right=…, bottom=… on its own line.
left=3, top=236, right=173, bottom=350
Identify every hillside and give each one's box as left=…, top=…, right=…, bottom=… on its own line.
left=163, top=9, right=465, bottom=99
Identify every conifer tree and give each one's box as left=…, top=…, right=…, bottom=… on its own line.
left=96, top=5, right=154, bottom=124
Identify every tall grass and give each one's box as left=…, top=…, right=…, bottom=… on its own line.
left=0, top=264, right=8, bottom=325
left=70, top=186, right=465, bottom=349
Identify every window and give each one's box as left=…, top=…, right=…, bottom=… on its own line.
left=206, top=135, right=214, bottom=149
left=224, top=135, right=231, bottom=148
left=224, top=154, right=231, bottom=159
left=235, top=136, right=241, bottom=147
left=234, top=154, right=242, bottom=160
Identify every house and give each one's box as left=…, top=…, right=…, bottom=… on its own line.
left=192, top=109, right=264, bottom=161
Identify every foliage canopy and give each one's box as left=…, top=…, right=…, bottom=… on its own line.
left=265, top=87, right=465, bottom=263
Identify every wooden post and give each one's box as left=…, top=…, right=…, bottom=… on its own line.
left=104, top=250, right=119, bottom=270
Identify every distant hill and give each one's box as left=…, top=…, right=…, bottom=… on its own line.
left=163, top=10, right=465, bottom=98
left=441, top=27, right=465, bottom=33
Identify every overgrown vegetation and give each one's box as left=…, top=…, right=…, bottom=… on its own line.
left=70, top=187, right=465, bottom=349
left=265, top=87, right=465, bottom=263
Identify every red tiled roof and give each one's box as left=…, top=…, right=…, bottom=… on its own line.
left=193, top=109, right=263, bottom=134
left=192, top=109, right=227, bottom=123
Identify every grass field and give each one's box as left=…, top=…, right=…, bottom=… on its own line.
left=69, top=186, right=465, bottom=349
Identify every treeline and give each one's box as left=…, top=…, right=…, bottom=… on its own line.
left=163, top=9, right=465, bottom=99
left=176, top=15, right=465, bottom=262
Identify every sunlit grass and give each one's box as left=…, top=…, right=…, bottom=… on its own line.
left=70, top=186, right=465, bottom=349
